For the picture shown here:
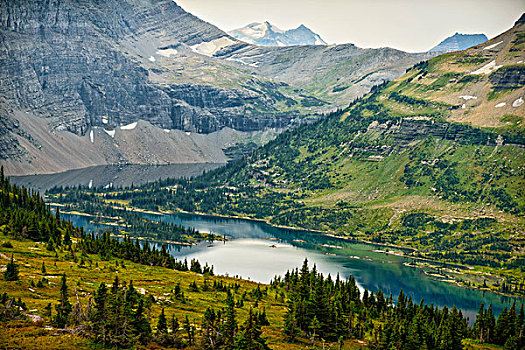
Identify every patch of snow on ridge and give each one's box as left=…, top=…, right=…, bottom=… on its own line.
left=148, top=56, right=156, bottom=62
left=102, top=117, right=108, bottom=124
left=104, top=129, right=116, bottom=138
left=459, top=95, right=477, bottom=100
left=470, top=60, right=502, bottom=75
left=89, top=130, right=94, bottom=143
left=513, top=97, right=524, bottom=108
left=121, top=122, right=138, bottom=130
left=483, top=41, right=503, bottom=50
left=495, top=102, right=506, bottom=108
left=190, top=37, right=236, bottom=57
left=156, top=48, right=178, bottom=57
left=163, top=129, right=170, bottom=133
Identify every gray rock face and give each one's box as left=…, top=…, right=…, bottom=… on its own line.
left=0, top=0, right=436, bottom=175
left=0, top=0, right=262, bottom=135
left=489, top=66, right=525, bottom=90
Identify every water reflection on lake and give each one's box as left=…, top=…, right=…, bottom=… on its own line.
left=62, top=211, right=522, bottom=322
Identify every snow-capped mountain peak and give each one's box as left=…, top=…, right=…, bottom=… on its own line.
left=229, top=22, right=327, bottom=47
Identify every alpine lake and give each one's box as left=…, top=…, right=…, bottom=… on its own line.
left=59, top=210, right=523, bottom=323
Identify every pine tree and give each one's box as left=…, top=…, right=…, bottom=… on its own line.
left=92, top=282, right=108, bottom=344
left=310, top=316, right=320, bottom=345
left=485, top=304, right=496, bottom=343
left=474, top=303, right=485, bottom=343
left=157, top=308, right=167, bottom=334
left=63, top=230, right=71, bottom=246
left=54, top=273, right=72, bottom=328
left=284, top=302, right=299, bottom=342
left=234, top=308, right=269, bottom=350
left=4, top=255, right=19, bottom=281
left=224, top=289, right=237, bottom=347
left=132, top=299, right=151, bottom=345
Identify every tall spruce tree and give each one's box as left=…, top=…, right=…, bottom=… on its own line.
left=157, top=308, right=167, bottom=334
left=92, top=282, right=108, bottom=344
left=54, top=273, right=72, bottom=328
left=4, top=255, right=19, bottom=281
left=224, top=289, right=237, bottom=347
left=234, top=308, right=269, bottom=350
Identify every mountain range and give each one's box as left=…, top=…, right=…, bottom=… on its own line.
left=228, top=22, right=327, bottom=46
left=0, top=0, right=435, bottom=176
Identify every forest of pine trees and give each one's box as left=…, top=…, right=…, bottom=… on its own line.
left=273, top=259, right=524, bottom=350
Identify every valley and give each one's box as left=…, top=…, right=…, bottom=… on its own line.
left=46, top=14, right=525, bottom=300
left=0, top=0, right=524, bottom=349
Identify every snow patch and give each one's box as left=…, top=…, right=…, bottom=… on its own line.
left=148, top=56, right=156, bottom=62
left=512, top=97, right=524, bottom=108
left=314, top=36, right=326, bottom=45
left=470, top=60, right=502, bottom=75
left=495, top=102, right=506, bottom=108
left=518, top=60, right=523, bottom=64
left=459, top=95, right=477, bottom=101
left=156, top=48, right=178, bottom=57
left=462, top=104, right=466, bottom=109
left=102, top=117, right=108, bottom=124
left=104, top=129, right=116, bottom=138
left=226, top=56, right=259, bottom=67
left=121, top=122, right=138, bottom=130
left=185, top=131, right=191, bottom=135
left=483, top=41, right=503, bottom=50
left=163, top=129, right=170, bottom=133
left=88, top=180, right=93, bottom=189
left=190, top=37, right=236, bottom=57
left=89, top=130, right=94, bottom=143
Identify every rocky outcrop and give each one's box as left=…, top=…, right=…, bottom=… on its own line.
left=489, top=66, right=525, bottom=90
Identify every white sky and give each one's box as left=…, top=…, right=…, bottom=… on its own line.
left=175, top=0, right=525, bottom=52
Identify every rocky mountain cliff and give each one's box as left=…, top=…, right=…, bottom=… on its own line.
left=429, top=33, right=488, bottom=52
left=0, top=0, right=434, bottom=175
left=229, top=22, right=327, bottom=46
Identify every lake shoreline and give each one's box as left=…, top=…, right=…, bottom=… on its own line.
left=51, top=203, right=523, bottom=300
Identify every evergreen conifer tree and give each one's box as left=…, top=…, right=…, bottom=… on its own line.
left=224, top=289, right=237, bottom=347
left=234, top=308, right=269, bottom=350
left=92, top=282, right=108, bottom=344
left=54, top=273, right=72, bottom=328
left=4, top=255, right=19, bottom=281
left=157, top=308, right=167, bottom=334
